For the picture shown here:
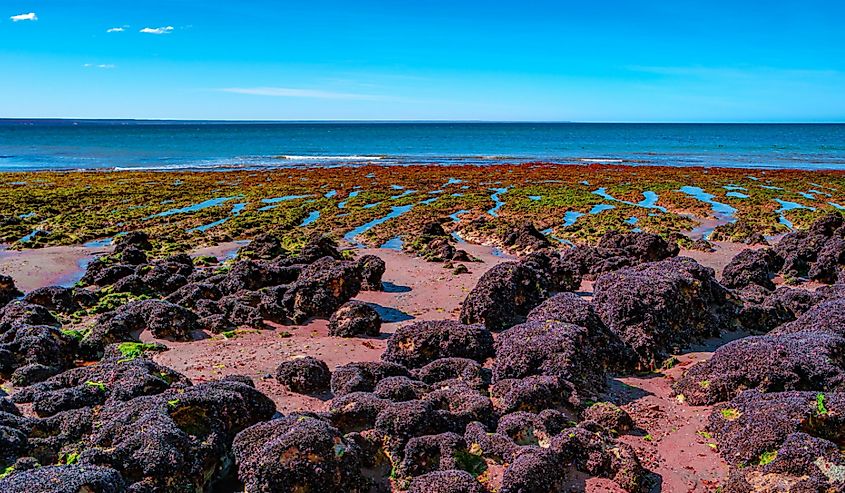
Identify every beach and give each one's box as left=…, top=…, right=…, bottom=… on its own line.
left=1, top=162, right=844, bottom=492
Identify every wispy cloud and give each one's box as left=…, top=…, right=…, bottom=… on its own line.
left=83, top=64, right=116, bottom=69
left=107, top=26, right=127, bottom=33
left=140, top=26, right=173, bottom=35
left=627, top=65, right=843, bottom=80
left=10, top=12, right=37, bottom=22
left=220, top=87, right=390, bottom=101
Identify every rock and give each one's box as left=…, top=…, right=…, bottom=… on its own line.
left=709, top=390, right=845, bottom=467
left=490, top=375, right=571, bottom=414
left=357, top=254, right=386, bottom=291
left=374, top=376, right=430, bottom=402
left=23, top=286, right=83, bottom=314
left=282, top=257, right=363, bottom=323
left=398, top=432, right=468, bottom=478
left=722, top=431, right=845, bottom=492
left=113, top=231, right=152, bottom=252
left=597, top=230, right=679, bottom=263
left=810, top=236, right=845, bottom=283
left=502, top=222, right=551, bottom=254
left=550, top=426, right=649, bottom=492
left=674, top=331, right=845, bottom=405
left=234, top=415, right=369, bottom=492
left=525, top=292, right=632, bottom=370
left=0, top=301, right=59, bottom=334
left=328, top=301, right=381, bottom=337
left=407, top=470, right=486, bottom=493
left=299, top=234, right=344, bottom=263
left=582, top=402, right=635, bottom=434
left=492, top=320, right=608, bottom=401
left=771, top=297, right=845, bottom=337
left=496, top=410, right=569, bottom=447
left=12, top=358, right=190, bottom=417
left=275, top=356, right=331, bottom=394
left=412, top=358, right=490, bottom=391
left=500, top=448, right=567, bottom=493
left=0, top=275, right=22, bottom=307
left=83, top=300, right=199, bottom=357
left=0, top=324, right=77, bottom=385
left=239, top=233, right=283, bottom=259
left=521, top=250, right=582, bottom=292
left=328, top=392, right=390, bottom=433
left=721, top=248, right=782, bottom=290
left=0, top=465, right=127, bottom=493
left=459, top=262, right=547, bottom=331
left=80, top=379, right=275, bottom=491
left=383, top=320, right=494, bottom=369
left=593, top=257, right=737, bottom=369
left=331, top=361, right=410, bottom=397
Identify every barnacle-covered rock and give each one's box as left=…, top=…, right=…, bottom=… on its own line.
left=275, top=356, right=331, bottom=394
left=328, top=301, right=381, bottom=337
left=383, top=320, right=493, bottom=369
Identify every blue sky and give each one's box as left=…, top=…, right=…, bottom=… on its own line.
left=1, top=0, right=843, bottom=121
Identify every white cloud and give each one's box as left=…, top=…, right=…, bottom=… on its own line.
left=220, top=87, right=387, bottom=101
left=107, top=27, right=126, bottom=33
left=84, top=64, right=117, bottom=69
left=10, top=12, right=37, bottom=22
left=139, top=26, right=173, bottom=35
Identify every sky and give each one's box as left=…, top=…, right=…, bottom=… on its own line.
left=0, top=0, right=844, bottom=122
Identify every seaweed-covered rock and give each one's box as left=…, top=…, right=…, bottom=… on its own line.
left=424, top=383, right=495, bottom=430
left=83, top=300, right=199, bottom=356
left=81, top=379, right=275, bottom=491
left=463, top=421, right=522, bottom=463
left=113, top=231, right=152, bottom=252
left=376, top=399, right=450, bottom=444
left=722, top=431, right=845, bottom=492
left=460, top=262, right=547, bottom=331
left=299, top=233, right=344, bottom=263
left=282, top=257, right=363, bottom=323
left=550, top=426, right=649, bottom=492
left=407, top=470, right=486, bottom=493
left=520, top=250, right=582, bottom=293
left=399, top=432, right=468, bottom=478
left=383, top=320, right=494, bottom=369
left=721, top=248, right=782, bottom=290
left=502, top=222, right=551, bottom=254
left=525, top=293, right=632, bottom=370
left=22, top=286, right=83, bottom=314
left=492, top=320, right=607, bottom=400
left=0, top=324, right=78, bottom=385
left=374, top=376, right=430, bottom=402
left=771, top=297, right=845, bottom=337
left=328, top=391, right=390, bottom=433
left=562, top=231, right=679, bottom=280
left=234, top=415, right=369, bottom=492
left=709, top=390, right=845, bottom=467
left=593, top=257, right=737, bottom=368
left=496, top=410, right=569, bottom=447
left=12, top=358, right=190, bottom=417
left=490, top=375, right=572, bottom=415
left=0, top=465, right=126, bottom=493
left=218, top=259, right=299, bottom=295
left=328, top=301, right=381, bottom=337
left=809, top=236, right=845, bottom=283
left=240, top=233, right=283, bottom=260
left=357, top=254, right=386, bottom=291
left=0, top=274, right=22, bottom=307
left=500, top=448, right=567, bottom=493
left=0, top=301, right=60, bottom=334
left=331, top=361, right=410, bottom=397
left=597, top=230, right=679, bottom=263
left=674, top=331, right=845, bottom=405
left=412, top=358, right=490, bottom=391
left=275, top=356, right=331, bottom=394
left=735, top=285, right=817, bottom=334
left=582, top=402, right=635, bottom=434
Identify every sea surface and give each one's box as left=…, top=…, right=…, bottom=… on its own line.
left=0, top=120, right=844, bottom=171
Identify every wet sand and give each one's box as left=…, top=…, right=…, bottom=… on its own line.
left=0, top=245, right=112, bottom=291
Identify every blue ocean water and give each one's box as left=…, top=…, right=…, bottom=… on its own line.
left=0, top=120, right=844, bottom=171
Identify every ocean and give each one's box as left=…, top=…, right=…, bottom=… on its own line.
left=0, top=121, right=843, bottom=171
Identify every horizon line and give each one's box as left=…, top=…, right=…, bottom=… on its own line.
left=1, top=118, right=844, bottom=125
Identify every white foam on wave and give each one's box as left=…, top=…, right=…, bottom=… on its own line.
left=577, top=158, right=624, bottom=164
left=280, top=155, right=383, bottom=161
